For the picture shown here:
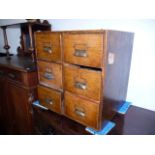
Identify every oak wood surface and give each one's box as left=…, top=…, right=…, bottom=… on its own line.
left=38, top=60, right=63, bottom=90
left=38, top=85, right=62, bottom=114
left=35, top=29, right=134, bottom=131
left=64, top=91, right=99, bottom=130
left=35, top=32, right=62, bottom=63
left=64, top=63, right=102, bottom=101
left=63, top=33, right=104, bottom=68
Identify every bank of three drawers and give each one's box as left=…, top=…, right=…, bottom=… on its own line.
left=35, top=30, right=134, bottom=130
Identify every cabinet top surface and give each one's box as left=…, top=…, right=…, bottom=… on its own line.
left=0, top=55, right=36, bottom=72
left=35, top=29, right=134, bottom=34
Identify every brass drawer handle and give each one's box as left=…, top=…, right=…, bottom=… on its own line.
left=75, top=81, right=87, bottom=90
left=8, top=73, right=16, bottom=79
left=43, top=46, right=52, bottom=53
left=75, top=108, right=85, bottom=117
left=45, top=99, right=54, bottom=105
left=43, top=72, right=54, bottom=80
left=74, top=50, right=88, bottom=58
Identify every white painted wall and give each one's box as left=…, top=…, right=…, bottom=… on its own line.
left=0, top=19, right=155, bottom=111
left=0, top=19, right=26, bottom=54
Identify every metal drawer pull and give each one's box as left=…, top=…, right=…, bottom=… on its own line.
left=8, top=73, right=16, bottom=79
left=43, top=46, right=52, bottom=53
left=45, top=99, right=54, bottom=105
left=43, top=72, right=54, bottom=80
left=75, top=81, right=87, bottom=90
left=74, top=50, right=88, bottom=57
left=75, top=109, right=85, bottom=117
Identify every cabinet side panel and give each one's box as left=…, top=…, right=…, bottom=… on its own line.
left=103, top=30, right=134, bottom=115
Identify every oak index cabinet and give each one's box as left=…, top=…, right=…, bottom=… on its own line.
left=35, top=30, right=134, bottom=131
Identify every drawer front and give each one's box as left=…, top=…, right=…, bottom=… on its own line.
left=63, top=33, right=104, bottom=68
left=7, top=69, right=23, bottom=84
left=64, top=92, right=99, bottom=130
left=38, top=61, right=62, bottom=90
left=64, top=64, right=102, bottom=101
left=35, top=32, right=62, bottom=62
left=38, top=85, right=62, bottom=114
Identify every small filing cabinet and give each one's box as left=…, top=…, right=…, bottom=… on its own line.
left=35, top=30, right=134, bottom=131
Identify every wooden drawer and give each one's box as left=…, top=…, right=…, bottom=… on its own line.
left=38, top=85, right=62, bottom=114
left=38, top=61, right=62, bottom=90
left=63, top=33, right=104, bottom=68
left=64, top=64, right=102, bottom=101
left=64, top=91, right=99, bottom=130
left=7, top=68, right=23, bottom=84
left=35, top=32, right=62, bottom=62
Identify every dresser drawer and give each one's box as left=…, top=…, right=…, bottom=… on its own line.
left=38, top=61, right=62, bottom=90
left=63, top=33, right=104, bottom=68
left=64, top=64, right=102, bottom=101
left=64, top=92, right=99, bottom=130
left=38, top=85, right=62, bottom=114
left=7, top=69, right=23, bottom=84
left=35, top=32, right=62, bottom=62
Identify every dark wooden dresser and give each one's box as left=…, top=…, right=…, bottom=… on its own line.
left=35, top=30, right=134, bottom=131
left=0, top=56, right=37, bottom=134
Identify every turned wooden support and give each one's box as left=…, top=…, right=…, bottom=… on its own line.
left=28, top=23, right=35, bottom=62
left=2, top=26, right=11, bottom=60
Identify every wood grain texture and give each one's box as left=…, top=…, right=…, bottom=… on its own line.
left=103, top=30, right=134, bottom=105
left=0, top=56, right=38, bottom=134
left=35, top=32, right=62, bottom=63
left=6, top=81, right=33, bottom=134
left=0, top=56, right=36, bottom=72
left=0, top=67, right=38, bottom=89
left=38, top=85, right=62, bottom=114
left=0, top=71, right=7, bottom=133
left=32, top=106, right=90, bottom=135
left=23, top=71, right=38, bottom=88
left=32, top=105, right=155, bottom=135
left=64, top=63, right=102, bottom=101
left=38, top=61, right=63, bottom=90
left=64, top=91, right=100, bottom=130
left=35, top=30, right=134, bottom=131
left=63, top=32, right=104, bottom=68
